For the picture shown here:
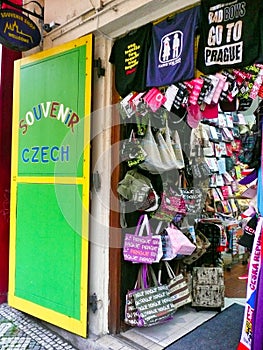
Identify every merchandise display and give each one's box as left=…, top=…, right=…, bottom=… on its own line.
left=110, top=1, right=263, bottom=344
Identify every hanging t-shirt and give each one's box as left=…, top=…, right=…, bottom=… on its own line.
left=197, top=0, right=263, bottom=74
left=109, top=23, right=152, bottom=98
left=146, top=6, right=200, bottom=88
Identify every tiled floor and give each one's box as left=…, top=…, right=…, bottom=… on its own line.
left=96, top=261, right=248, bottom=350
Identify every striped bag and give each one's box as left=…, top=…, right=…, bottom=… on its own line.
left=164, top=261, right=192, bottom=309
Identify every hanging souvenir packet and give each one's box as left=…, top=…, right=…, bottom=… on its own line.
left=225, top=113, right=234, bottom=128
left=204, top=157, right=218, bottom=172
left=163, top=85, right=179, bottom=111
left=217, top=158, right=226, bottom=175
left=186, top=78, right=204, bottom=105
left=119, top=92, right=136, bottom=119
left=173, top=82, right=189, bottom=109
left=250, top=68, right=263, bottom=99
left=209, top=125, right=219, bottom=142
left=222, top=127, right=234, bottom=142
left=143, top=87, right=167, bottom=112
left=212, top=73, right=227, bottom=104
left=203, top=75, right=219, bottom=104
left=225, top=142, right=233, bottom=157
left=217, top=113, right=227, bottom=128
left=221, top=185, right=233, bottom=199
left=214, top=142, right=224, bottom=158
left=198, top=76, right=212, bottom=104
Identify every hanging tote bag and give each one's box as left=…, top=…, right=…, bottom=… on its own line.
left=128, top=264, right=175, bottom=327
left=161, top=261, right=192, bottom=309
left=139, top=120, right=182, bottom=174
left=183, top=229, right=211, bottom=265
left=123, top=215, right=162, bottom=264
left=117, top=169, right=159, bottom=212
left=160, top=190, right=186, bottom=216
left=124, top=265, right=145, bottom=327
left=157, top=120, right=184, bottom=170
left=120, top=129, right=147, bottom=167
left=171, top=129, right=185, bottom=169
left=139, top=119, right=164, bottom=173
left=164, top=223, right=196, bottom=257
left=152, top=190, right=186, bottom=222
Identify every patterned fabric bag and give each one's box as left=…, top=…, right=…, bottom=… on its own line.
left=120, top=129, right=147, bottom=167
left=162, top=223, right=196, bottom=259
left=124, top=267, right=145, bottom=327
left=125, top=264, right=175, bottom=327
left=152, top=189, right=186, bottom=222
left=162, top=261, right=192, bottom=309
left=183, top=230, right=211, bottom=265
left=117, top=169, right=159, bottom=212
left=123, top=215, right=162, bottom=264
left=192, top=267, right=225, bottom=308
left=139, top=120, right=184, bottom=174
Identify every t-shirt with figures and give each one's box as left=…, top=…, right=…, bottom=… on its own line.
left=197, top=0, right=263, bottom=74
left=146, top=6, right=200, bottom=88
left=109, top=23, right=152, bottom=98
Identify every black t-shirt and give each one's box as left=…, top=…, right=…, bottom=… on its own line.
left=109, top=23, right=152, bottom=97
left=197, top=0, right=263, bottom=74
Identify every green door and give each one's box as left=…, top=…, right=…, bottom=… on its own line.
left=8, top=35, right=92, bottom=337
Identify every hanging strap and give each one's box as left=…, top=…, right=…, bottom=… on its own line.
left=155, top=221, right=163, bottom=235
left=119, top=198, right=127, bottom=228
left=158, top=261, right=176, bottom=284
left=134, top=214, right=147, bottom=236
left=164, top=261, right=176, bottom=279
left=137, top=214, right=152, bottom=237
left=141, top=264, right=159, bottom=289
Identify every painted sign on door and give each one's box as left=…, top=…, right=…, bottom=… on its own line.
left=8, top=35, right=92, bottom=337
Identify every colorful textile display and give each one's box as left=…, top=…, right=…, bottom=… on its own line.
left=238, top=217, right=263, bottom=350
